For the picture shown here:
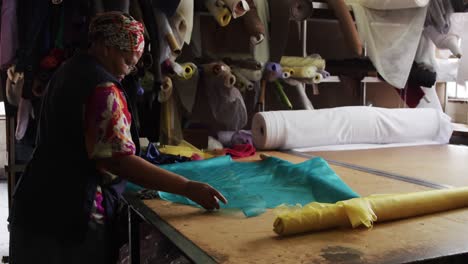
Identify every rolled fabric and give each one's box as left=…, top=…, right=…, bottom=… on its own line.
left=274, top=187, right=468, bottom=236
left=280, top=55, right=326, bottom=71
left=224, top=57, right=263, bottom=70
left=290, top=0, right=313, bottom=21
left=232, top=69, right=254, bottom=91
left=203, top=62, right=236, bottom=88
left=205, top=0, right=232, bottom=27
left=283, top=79, right=314, bottom=110
left=281, top=71, right=291, bottom=79
left=287, top=66, right=318, bottom=79
left=6, top=65, right=24, bottom=106
left=202, top=62, right=247, bottom=130
left=171, top=61, right=197, bottom=80
left=158, top=76, right=173, bottom=103
left=242, top=0, right=265, bottom=45
left=265, top=62, right=283, bottom=80
left=155, top=9, right=181, bottom=55
left=358, top=0, right=430, bottom=10
left=252, top=106, right=453, bottom=150
left=425, top=26, right=462, bottom=58
left=326, top=0, right=363, bottom=57
left=235, top=68, right=262, bottom=81
left=223, top=0, right=250, bottom=18
left=172, top=67, right=199, bottom=113
left=172, top=0, right=193, bottom=44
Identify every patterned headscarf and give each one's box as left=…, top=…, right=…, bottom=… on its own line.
left=89, top=12, right=145, bottom=52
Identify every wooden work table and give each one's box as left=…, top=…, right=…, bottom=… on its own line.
left=303, top=144, right=468, bottom=188
left=124, top=150, right=468, bottom=264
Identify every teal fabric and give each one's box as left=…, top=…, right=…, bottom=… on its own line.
left=127, top=156, right=359, bottom=217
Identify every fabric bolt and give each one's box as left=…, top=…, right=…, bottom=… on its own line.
left=172, top=67, right=199, bottom=113
left=252, top=107, right=453, bottom=150
left=223, top=143, right=256, bottom=158
left=280, top=55, right=326, bottom=71
left=148, top=156, right=358, bottom=217
left=204, top=0, right=232, bottom=27
left=232, top=69, right=254, bottom=92
left=347, top=1, right=428, bottom=88
left=274, top=187, right=468, bottom=236
left=356, top=0, right=429, bottom=10
left=425, top=26, right=461, bottom=58
left=224, top=0, right=250, bottom=18
left=282, top=78, right=314, bottom=110
left=202, top=62, right=247, bottom=130
left=0, top=0, right=18, bottom=69
left=425, top=0, right=454, bottom=34
left=155, top=9, right=180, bottom=57
left=251, top=0, right=270, bottom=63
left=234, top=68, right=262, bottom=81
left=6, top=66, right=24, bottom=106
left=224, top=57, right=263, bottom=70
left=242, top=0, right=266, bottom=45
left=89, top=12, right=145, bottom=52
left=327, top=0, right=362, bottom=57
left=265, top=62, right=283, bottom=80
left=171, top=0, right=194, bottom=44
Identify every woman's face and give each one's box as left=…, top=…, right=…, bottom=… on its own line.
left=102, top=46, right=142, bottom=81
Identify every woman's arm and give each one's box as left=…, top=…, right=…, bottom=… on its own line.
left=96, top=155, right=228, bottom=210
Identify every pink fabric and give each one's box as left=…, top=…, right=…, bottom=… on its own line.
left=224, top=144, right=256, bottom=159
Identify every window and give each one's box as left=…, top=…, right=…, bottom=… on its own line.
left=447, top=82, right=468, bottom=101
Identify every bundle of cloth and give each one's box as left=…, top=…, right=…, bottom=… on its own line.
left=251, top=106, right=453, bottom=150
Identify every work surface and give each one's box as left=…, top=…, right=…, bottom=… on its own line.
left=135, top=148, right=468, bottom=264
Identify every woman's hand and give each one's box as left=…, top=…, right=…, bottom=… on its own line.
left=184, top=181, right=228, bottom=210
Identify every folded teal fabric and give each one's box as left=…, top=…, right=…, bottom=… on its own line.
left=127, top=156, right=359, bottom=217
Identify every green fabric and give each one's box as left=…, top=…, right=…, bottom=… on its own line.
left=127, top=156, right=359, bottom=217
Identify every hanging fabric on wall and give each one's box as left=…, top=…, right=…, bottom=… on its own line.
left=347, top=0, right=429, bottom=88
left=356, top=0, right=429, bottom=10
left=0, top=0, right=19, bottom=69
left=202, top=62, right=248, bottom=130
left=425, top=0, right=454, bottom=34
left=171, top=0, right=194, bottom=44
left=242, top=0, right=266, bottom=45
left=223, top=0, right=250, bottom=19
left=327, top=0, right=362, bottom=57
left=172, top=65, right=199, bottom=113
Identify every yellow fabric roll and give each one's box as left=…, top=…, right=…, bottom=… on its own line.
left=280, top=56, right=326, bottom=71
left=159, top=140, right=214, bottom=159
left=205, top=0, right=232, bottom=27
left=285, top=66, right=317, bottom=79
left=274, top=187, right=468, bottom=236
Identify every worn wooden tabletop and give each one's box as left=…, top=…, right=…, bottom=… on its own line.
left=139, top=150, right=468, bottom=264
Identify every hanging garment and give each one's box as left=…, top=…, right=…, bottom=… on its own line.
left=151, top=155, right=358, bottom=217
left=425, top=0, right=454, bottom=34
left=202, top=62, right=248, bottom=130
left=252, top=107, right=453, bottom=150
left=0, top=0, right=18, bottom=69
left=346, top=1, right=429, bottom=88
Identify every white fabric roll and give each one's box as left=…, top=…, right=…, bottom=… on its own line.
left=252, top=107, right=453, bottom=150
left=357, top=0, right=429, bottom=10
